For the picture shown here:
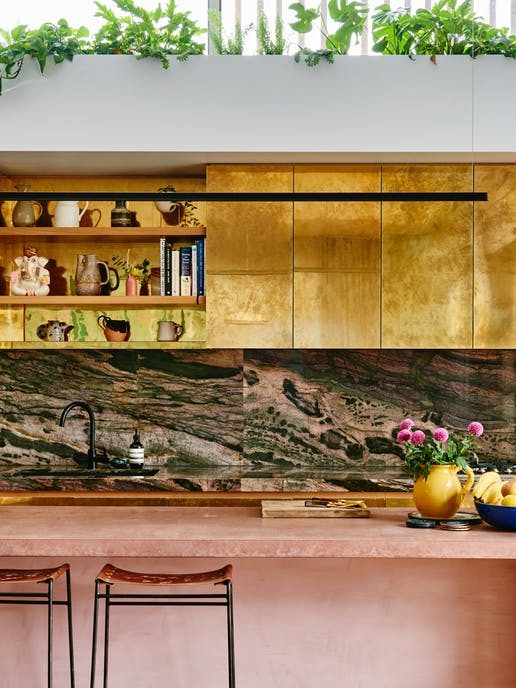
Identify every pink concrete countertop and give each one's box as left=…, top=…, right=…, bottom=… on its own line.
left=0, top=506, right=514, bottom=558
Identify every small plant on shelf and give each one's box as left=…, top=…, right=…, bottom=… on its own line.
left=155, top=185, right=201, bottom=227
left=112, top=252, right=150, bottom=282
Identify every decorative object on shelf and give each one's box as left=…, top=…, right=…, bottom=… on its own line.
left=37, top=320, right=74, bottom=342
left=125, top=274, right=137, bottom=296
left=397, top=418, right=483, bottom=518
left=155, top=186, right=201, bottom=227
left=129, top=211, right=140, bottom=227
left=53, top=200, right=88, bottom=227
left=75, top=254, right=110, bottom=296
left=157, top=320, right=184, bottom=342
left=12, top=185, right=42, bottom=227
left=79, top=207, right=102, bottom=227
left=98, top=261, right=120, bottom=296
left=97, top=315, right=131, bottom=342
left=10, top=246, right=50, bottom=296
left=111, top=200, right=132, bottom=227
left=35, top=200, right=54, bottom=227
left=112, top=252, right=151, bottom=296
left=128, top=429, right=145, bottom=468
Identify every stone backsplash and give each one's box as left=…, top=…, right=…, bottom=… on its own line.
left=0, top=349, right=513, bottom=492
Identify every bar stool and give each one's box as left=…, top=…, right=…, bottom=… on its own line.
left=90, top=563, right=235, bottom=688
left=0, top=563, right=75, bottom=687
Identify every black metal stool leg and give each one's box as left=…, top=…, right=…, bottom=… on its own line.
left=226, top=580, right=235, bottom=688
left=90, top=580, right=100, bottom=688
left=47, top=580, right=54, bottom=688
left=103, top=584, right=111, bottom=688
left=65, top=568, right=75, bottom=688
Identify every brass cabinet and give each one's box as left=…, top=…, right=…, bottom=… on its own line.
left=206, top=164, right=293, bottom=348
left=294, top=164, right=381, bottom=348
left=474, top=166, right=516, bottom=348
left=382, top=165, right=474, bottom=348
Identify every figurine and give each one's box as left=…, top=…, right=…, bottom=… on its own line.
left=11, top=246, right=50, bottom=296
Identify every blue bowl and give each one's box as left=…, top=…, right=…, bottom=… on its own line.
left=474, top=499, right=516, bottom=531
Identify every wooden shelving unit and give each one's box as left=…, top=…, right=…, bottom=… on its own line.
left=0, top=223, right=207, bottom=346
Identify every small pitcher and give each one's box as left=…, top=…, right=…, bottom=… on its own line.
left=75, top=254, right=110, bottom=296
left=54, top=201, right=89, bottom=228
left=12, top=185, right=42, bottom=227
left=157, top=321, right=184, bottom=342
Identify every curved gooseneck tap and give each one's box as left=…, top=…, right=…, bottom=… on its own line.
left=59, top=401, right=97, bottom=470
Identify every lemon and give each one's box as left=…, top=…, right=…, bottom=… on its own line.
left=501, top=495, right=516, bottom=507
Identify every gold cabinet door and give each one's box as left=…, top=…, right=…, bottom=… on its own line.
left=206, top=164, right=293, bottom=348
left=382, top=165, right=473, bottom=348
left=474, top=165, right=516, bottom=348
left=294, top=164, right=381, bottom=348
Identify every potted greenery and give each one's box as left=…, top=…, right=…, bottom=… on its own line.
left=155, top=186, right=201, bottom=227
left=397, top=418, right=484, bottom=518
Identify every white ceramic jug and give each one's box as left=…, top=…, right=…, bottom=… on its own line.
left=53, top=201, right=88, bottom=227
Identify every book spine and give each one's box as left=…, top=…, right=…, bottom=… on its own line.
left=180, top=246, right=192, bottom=296
left=191, top=243, right=198, bottom=297
left=196, top=238, right=205, bottom=296
left=171, top=249, right=180, bottom=296
left=165, top=239, right=172, bottom=296
left=159, top=237, right=166, bottom=296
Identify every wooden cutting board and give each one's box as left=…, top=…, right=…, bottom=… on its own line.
left=261, top=500, right=371, bottom=518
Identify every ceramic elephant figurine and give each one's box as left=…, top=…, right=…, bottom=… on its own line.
left=11, top=247, right=50, bottom=296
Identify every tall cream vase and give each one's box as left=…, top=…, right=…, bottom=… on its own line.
left=413, top=464, right=475, bottom=518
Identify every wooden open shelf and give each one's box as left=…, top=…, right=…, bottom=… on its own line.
left=0, top=296, right=206, bottom=307
left=0, top=226, right=206, bottom=242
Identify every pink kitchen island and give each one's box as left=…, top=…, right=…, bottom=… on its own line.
left=0, top=506, right=514, bottom=687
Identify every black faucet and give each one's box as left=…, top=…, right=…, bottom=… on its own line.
left=59, top=401, right=97, bottom=470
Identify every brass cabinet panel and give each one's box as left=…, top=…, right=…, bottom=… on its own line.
left=382, top=165, right=473, bottom=348
left=474, top=165, right=516, bottom=348
left=294, top=165, right=380, bottom=348
left=207, top=273, right=292, bottom=348
left=206, top=164, right=293, bottom=348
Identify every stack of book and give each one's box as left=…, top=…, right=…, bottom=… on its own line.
left=159, top=237, right=205, bottom=297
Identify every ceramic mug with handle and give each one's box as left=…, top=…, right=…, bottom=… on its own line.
left=157, top=321, right=184, bottom=342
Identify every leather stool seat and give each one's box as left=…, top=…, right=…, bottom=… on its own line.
left=96, top=562, right=232, bottom=586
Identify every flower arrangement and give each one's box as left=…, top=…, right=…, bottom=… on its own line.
left=397, top=418, right=484, bottom=481
left=112, top=252, right=150, bottom=283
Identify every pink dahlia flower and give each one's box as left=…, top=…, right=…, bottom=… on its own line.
left=433, top=428, right=449, bottom=443
left=399, top=418, right=414, bottom=430
left=467, top=421, right=484, bottom=437
left=397, top=429, right=412, bottom=443
left=411, top=430, right=426, bottom=445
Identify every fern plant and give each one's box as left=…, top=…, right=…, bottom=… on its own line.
left=93, top=0, right=204, bottom=66
left=257, top=10, right=286, bottom=55
left=208, top=9, right=251, bottom=55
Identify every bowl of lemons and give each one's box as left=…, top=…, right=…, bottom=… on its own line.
left=473, top=473, right=516, bottom=531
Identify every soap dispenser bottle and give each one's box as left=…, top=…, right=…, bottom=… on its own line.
left=128, top=429, right=144, bottom=468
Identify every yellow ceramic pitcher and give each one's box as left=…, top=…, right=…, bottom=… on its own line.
left=413, top=464, right=475, bottom=519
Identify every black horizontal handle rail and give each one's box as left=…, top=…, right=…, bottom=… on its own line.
left=0, top=192, right=488, bottom=202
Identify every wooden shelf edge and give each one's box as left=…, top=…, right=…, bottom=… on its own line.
left=0, top=296, right=206, bottom=306
left=0, top=226, right=206, bottom=237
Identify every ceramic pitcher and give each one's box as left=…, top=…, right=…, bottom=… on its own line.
left=413, top=464, right=475, bottom=519
left=75, top=254, right=110, bottom=296
left=12, top=185, right=42, bottom=227
left=54, top=201, right=89, bottom=227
